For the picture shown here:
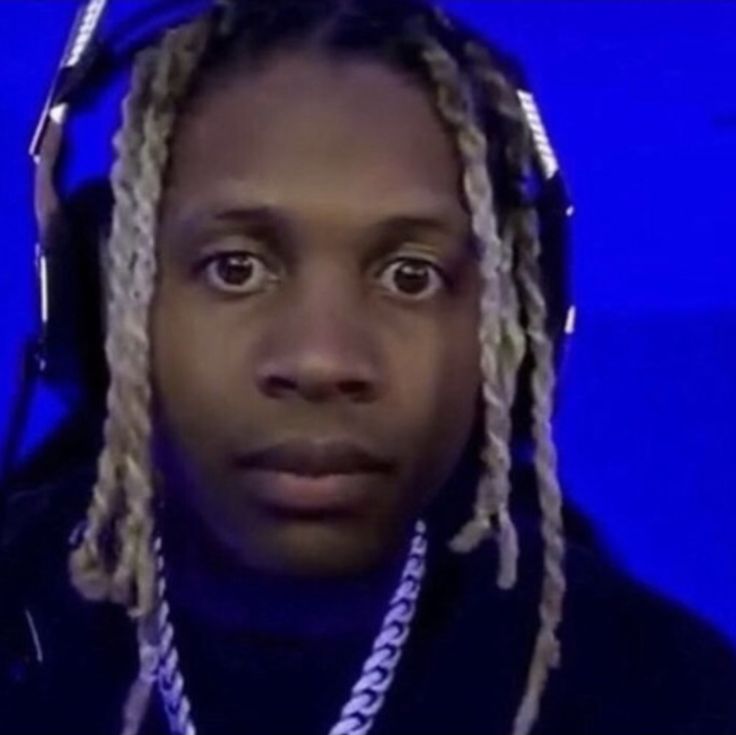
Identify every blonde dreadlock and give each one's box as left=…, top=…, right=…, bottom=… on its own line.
left=70, top=13, right=213, bottom=619
left=68, top=15, right=215, bottom=735
left=68, top=3, right=567, bottom=734
left=413, top=22, right=566, bottom=735
left=414, top=25, right=525, bottom=593
left=71, top=20, right=216, bottom=734
left=461, top=39, right=567, bottom=735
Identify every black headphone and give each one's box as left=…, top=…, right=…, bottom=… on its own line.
left=2, top=0, right=575, bottom=485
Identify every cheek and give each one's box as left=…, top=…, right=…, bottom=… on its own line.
left=150, top=282, right=242, bottom=455
left=393, top=304, right=482, bottom=493
left=433, top=328, right=481, bottom=455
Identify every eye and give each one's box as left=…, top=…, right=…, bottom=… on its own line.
left=378, top=257, right=448, bottom=300
left=198, top=252, right=276, bottom=295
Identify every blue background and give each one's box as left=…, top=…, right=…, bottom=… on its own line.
left=1, top=1, right=734, bottom=641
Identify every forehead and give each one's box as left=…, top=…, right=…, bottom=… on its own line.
left=163, top=50, right=464, bottom=224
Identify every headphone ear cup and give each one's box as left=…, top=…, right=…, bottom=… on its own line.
left=42, top=180, right=112, bottom=411
left=536, top=176, right=573, bottom=361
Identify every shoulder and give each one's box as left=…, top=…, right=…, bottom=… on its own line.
left=414, top=516, right=736, bottom=735
left=549, top=539, right=736, bottom=734
left=0, top=461, right=136, bottom=735
left=1, top=459, right=96, bottom=558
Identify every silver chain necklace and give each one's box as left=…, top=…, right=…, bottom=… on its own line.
left=148, top=521, right=428, bottom=735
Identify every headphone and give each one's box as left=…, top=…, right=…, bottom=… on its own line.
left=2, top=0, right=575, bottom=485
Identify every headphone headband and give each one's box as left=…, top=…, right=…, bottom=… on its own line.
left=31, top=0, right=109, bottom=163
left=27, top=0, right=575, bottom=394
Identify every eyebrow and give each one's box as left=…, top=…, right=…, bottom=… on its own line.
left=168, top=200, right=469, bottom=257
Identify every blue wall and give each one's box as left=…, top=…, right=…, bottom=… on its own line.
left=1, top=1, right=734, bottom=641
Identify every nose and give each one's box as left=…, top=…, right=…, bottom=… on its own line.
left=255, top=287, right=381, bottom=404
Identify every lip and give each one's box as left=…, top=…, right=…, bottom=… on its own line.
left=235, top=438, right=394, bottom=477
left=240, top=469, right=384, bottom=517
left=234, top=438, right=394, bottom=517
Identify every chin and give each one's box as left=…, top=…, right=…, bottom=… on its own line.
left=226, top=514, right=400, bottom=579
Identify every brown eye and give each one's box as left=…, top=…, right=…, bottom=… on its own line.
left=379, top=258, right=447, bottom=299
left=200, top=252, right=275, bottom=294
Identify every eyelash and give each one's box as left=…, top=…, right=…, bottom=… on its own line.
left=196, top=251, right=450, bottom=300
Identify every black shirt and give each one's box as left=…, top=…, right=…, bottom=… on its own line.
left=2, top=461, right=736, bottom=735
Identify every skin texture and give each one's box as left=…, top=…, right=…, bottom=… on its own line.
left=151, top=49, right=482, bottom=594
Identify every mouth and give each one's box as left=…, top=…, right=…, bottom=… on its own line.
left=234, top=438, right=395, bottom=517
left=238, top=469, right=388, bottom=517
left=236, top=437, right=393, bottom=476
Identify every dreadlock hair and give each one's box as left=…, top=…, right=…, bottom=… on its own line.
left=68, top=2, right=567, bottom=733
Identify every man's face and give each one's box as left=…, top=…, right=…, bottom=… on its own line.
left=152, top=50, right=482, bottom=577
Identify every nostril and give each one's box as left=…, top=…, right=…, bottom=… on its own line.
left=262, top=375, right=296, bottom=397
left=259, top=372, right=374, bottom=402
left=339, top=379, right=372, bottom=401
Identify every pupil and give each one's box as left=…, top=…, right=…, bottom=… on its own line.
left=218, top=256, right=252, bottom=285
left=396, top=263, right=428, bottom=294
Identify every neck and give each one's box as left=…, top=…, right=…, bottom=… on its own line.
left=157, top=502, right=413, bottom=640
